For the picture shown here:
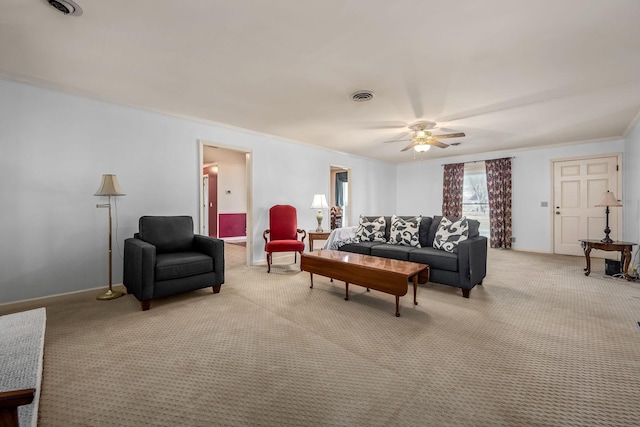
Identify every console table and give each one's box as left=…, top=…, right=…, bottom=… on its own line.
left=579, top=239, right=637, bottom=280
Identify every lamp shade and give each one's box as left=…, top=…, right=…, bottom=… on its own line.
left=95, top=174, right=125, bottom=196
left=310, top=194, right=329, bottom=209
left=595, top=191, right=621, bottom=207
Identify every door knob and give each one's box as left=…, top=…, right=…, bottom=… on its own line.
left=556, top=211, right=560, bottom=215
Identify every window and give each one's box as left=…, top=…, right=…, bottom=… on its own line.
left=462, top=162, right=490, bottom=238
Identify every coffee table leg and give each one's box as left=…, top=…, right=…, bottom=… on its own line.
left=395, top=296, right=400, bottom=317
left=413, top=275, right=418, bottom=306
left=309, top=273, right=313, bottom=289
left=345, top=282, right=349, bottom=301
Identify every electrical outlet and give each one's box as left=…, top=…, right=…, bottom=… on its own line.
left=541, top=201, right=548, bottom=207
left=511, top=237, right=516, bottom=242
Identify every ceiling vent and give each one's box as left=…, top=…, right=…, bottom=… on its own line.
left=351, top=90, right=375, bottom=102
left=44, top=0, right=83, bottom=16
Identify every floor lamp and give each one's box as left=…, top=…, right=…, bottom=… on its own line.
left=95, top=174, right=125, bottom=300
left=595, top=190, right=622, bottom=244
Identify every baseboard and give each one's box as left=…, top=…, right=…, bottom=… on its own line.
left=0, top=284, right=126, bottom=310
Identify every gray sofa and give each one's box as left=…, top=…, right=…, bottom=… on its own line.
left=337, top=215, right=487, bottom=298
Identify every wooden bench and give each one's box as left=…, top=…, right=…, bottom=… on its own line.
left=0, top=308, right=46, bottom=427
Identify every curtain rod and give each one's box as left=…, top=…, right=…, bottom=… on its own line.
left=441, top=156, right=515, bottom=166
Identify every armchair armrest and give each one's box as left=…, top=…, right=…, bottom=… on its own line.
left=263, top=229, right=271, bottom=247
left=123, top=237, right=156, bottom=301
left=193, top=235, right=225, bottom=284
left=297, top=229, right=307, bottom=242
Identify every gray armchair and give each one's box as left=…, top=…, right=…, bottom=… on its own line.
left=123, top=216, right=225, bottom=310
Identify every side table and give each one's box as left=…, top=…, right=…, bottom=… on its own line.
left=579, top=239, right=637, bottom=280
left=308, top=231, right=331, bottom=252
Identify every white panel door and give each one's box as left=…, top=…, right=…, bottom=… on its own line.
left=553, top=156, right=620, bottom=256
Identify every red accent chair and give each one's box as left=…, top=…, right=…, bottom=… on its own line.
left=263, top=205, right=307, bottom=273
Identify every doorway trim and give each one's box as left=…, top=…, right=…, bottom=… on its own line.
left=330, top=165, right=352, bottom=227
left=198, top=140, right=253, bottom=266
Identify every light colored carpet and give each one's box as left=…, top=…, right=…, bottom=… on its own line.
left=2, top=247, right=640, bottom=426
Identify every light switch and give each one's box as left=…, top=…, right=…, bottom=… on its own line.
left=541, top=201, right=548, bottom=207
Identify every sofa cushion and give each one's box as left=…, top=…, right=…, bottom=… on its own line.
left=139, top=216, right=194, bottom=254
left=408, top=247, right=459, bottom=272
left=433, top=217, right=470, bottom=253
left=338, top=241, right=379, bottom=255
left=418, top=216, right=433, bottom=248
left=155, top=251, right=213, bottom=281
left=389, top=215, right=422, bottom=247
left=355, top=215, right=386, bottom=242
left=370, top=243, right=413, bottom=261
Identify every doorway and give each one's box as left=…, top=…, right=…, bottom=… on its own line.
left=330, top=165, right=351, bottom=228
left=552, top=154, right=621, bottom=256
left=199, top=141, right=252, bottom=267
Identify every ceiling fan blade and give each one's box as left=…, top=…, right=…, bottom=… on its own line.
left=401, top=141, right=419, bottom=152
left=432, top=132, right=465, bottom=139
left=383, top=138, right=412, bottom=144
left=382, top=130, right=411, bottom=143
left=430, top=139, right=449, bottom=148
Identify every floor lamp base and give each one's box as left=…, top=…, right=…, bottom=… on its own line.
left=96, top=289, right=124, bottom=300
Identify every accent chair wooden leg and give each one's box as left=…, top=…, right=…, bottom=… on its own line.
left=267, top=253, right=271, bottom=273
left=141, top=300, right=151, bottom=311
left=212, top=285, right=221, bottom=294
left=461, top=288, right=470, bottom=298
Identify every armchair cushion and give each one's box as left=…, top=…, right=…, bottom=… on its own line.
left=155, top=252, right=214, bottom=282
left=139, top=216, right=194, bottom=254
left=266, top=239, right=305, bottom=253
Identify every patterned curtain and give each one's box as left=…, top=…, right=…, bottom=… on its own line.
left=442, top=163, right=465, bottom=217
left=485, top=157, right=512, bottom=248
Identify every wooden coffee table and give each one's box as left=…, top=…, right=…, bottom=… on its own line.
left=300, top=250, right=430, bottom=317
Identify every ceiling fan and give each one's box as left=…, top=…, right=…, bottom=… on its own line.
left=384, top=121, right=465, bottom=153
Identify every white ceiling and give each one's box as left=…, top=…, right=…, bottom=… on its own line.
left=2, top=0, right=640, bottom=163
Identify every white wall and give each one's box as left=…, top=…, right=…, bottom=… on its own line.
left=217, top=162, right=246, bottom=214
left=0, top=79, right=395, bottom=303
left=397, top=140, right=626, bottom=252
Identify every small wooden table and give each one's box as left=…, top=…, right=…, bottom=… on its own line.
left=580, top=239, right=637, bottom=280
left=308, top=231, right=331, bottom=251
left=301, top=250, right=429, bottom=317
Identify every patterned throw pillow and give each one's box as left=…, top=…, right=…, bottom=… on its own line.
left=355, top=216, right=386, bottom=242
left=433, top=216, right=469, bottom=253
left=389, top=215, right=422, bottom=247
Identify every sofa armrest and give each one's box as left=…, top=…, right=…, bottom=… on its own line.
left=193, top=235, right=225, bottom=285
left=123, top=238, right=156, bottom=301
left=457, top=236, right=488, bottom=288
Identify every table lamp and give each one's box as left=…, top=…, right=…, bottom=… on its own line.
left=595, top=190, right=621, bottom=244
left=310, top=194, right=329, bottom=232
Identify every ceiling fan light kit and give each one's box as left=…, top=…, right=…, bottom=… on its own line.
left=383, top=121, right=466, bottom=155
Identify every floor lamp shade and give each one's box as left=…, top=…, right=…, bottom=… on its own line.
left=594, top=190, right=621, bottom=244
left=310, top=194, right=329, bottom=232
left=95, top=174, right=125, bottom=196
left=95, top=174, right=125, bottom=300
